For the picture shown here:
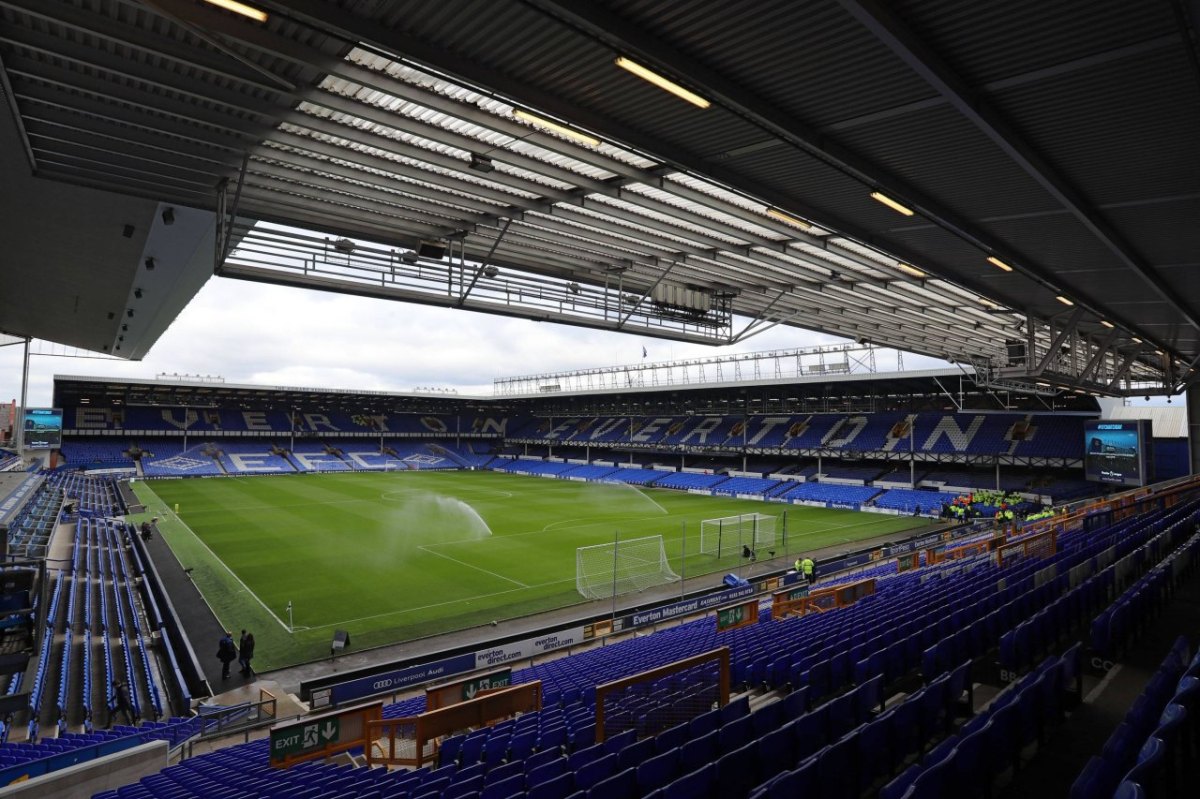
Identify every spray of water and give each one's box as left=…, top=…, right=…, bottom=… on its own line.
left=597, top=481, right=669, bottom=517
left=381, top=491, right=493, bottom=545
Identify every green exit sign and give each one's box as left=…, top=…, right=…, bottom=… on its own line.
left=271, top=717, right=340, bottom=760
left=717, top=604, right=746, bottom=631
left=461, top=669, right=512, bottom=701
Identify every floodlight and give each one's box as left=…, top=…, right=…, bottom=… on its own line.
left=469, top=154, right=495, bottom=173
left=161, top=207, right=175, bottom=225
left=202, top=0, right=267, bottom=22
left=144, top=257, right=156, bottom=270
left=614, top=57, right=711, bottom=108
left=333, top=238, right=355, bottom=253
left=870, top=191, right=915, bottom=216
left=134, top=288, right=143, bottom=299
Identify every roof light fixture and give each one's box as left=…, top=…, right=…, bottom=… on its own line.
left=979, top=298, right=1001, bottom=309
left=869, top=191, right=915, bottom=216
left=1133, top=337, right=1143, bottom=344
left=1056, top=295, right=1074, bottom=306
left=765, top=207, right=811, bottom=230
left=202, top=0, right=268, bottom=23
left=615, top=57, right=711, bottom=109
left=896, top=263, right=925, bottom=278
left=513, top=110, right=600, bottom=147
left=1100, top=320, right=1114, bottom=328
left=986, top=256, right=1013, bottom=272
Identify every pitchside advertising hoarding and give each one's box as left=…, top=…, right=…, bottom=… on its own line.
left=21, top=408, right=63, bottom=449
left=320, top=627, right=588, bottom=707
left=1083, top=419, right=1152, bottom=487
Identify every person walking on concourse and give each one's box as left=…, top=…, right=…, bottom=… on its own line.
left=240, top=632, right=256, bottom=678
left=217, top=631, right=238, bottom=680
left=108, top=679, right=134, bottom=728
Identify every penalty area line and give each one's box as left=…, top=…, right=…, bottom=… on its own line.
left=417, top=545, right=530, bottom=588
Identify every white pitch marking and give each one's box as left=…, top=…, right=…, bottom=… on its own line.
left=299, top=574, right=580, bottom=633
left=417, top=545, right=529, bottom=588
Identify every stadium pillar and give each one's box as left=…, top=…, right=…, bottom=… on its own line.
left=1188, top=390, right=1200, bottom=475
left=15, top=336, right=30, bottom=456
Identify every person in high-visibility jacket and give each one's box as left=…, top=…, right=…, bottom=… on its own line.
left=800, top=557, right=815, bottom=583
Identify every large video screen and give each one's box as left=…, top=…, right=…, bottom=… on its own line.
left=1084, top=419, right=1151, bottom=487
left=22, top=408, right=63, bottom=449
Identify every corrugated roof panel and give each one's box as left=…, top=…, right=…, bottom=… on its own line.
left=891, top=0, right=1177, bottom=86
left=1103, top=406, right=1187, bottom=438
left=586, top=194, right=749, bottom=247
left=979, top=215, right=1126, bottom=276
left=622, top=184, right=788, bottom=242
left=352, top=51, right=660, bottom=170
left=275, top=122, right=545, bottom=199
left=1105, top=199, right=1200, bottom=270
left=602, top=0, right=938, bottom=128
left=722, top=143, right=912, bottom=237
left=837, top=104, right=1063, bottom=220
left=990, top=47, right=1200, bottom=207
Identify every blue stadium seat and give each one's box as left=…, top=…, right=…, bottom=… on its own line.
left=660, top=762, right=716, bottom=799
left=482, top=775, right=525, bottom=799
left=678, top=729, right=719, bottom=775
left=586, top=766, right=638, bottom=799
left=714, top=743, right=759, bottom=798
left=528, top=771, right=577, bottom=799
left=617, top=736, right=657, bottom=771
left=637, top=748, right=680, bottom=794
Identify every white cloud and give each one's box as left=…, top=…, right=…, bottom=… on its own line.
left=0, top=275, right=944, bottom=408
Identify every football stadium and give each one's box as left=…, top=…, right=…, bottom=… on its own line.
left=0, top=2, right=1199, bottom=798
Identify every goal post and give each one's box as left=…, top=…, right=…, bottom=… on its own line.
left=576, top=535, right=680, bottom=600
left=700, top=513, right=776, bottom=557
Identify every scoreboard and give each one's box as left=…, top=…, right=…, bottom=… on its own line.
left=22, top=408, right=63, bottom=449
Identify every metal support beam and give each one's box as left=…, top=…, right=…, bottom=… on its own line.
left=1033, top=308, right=1085, bottom=375
left=731, top=288, right=790, bottom=343
left=457, top=217, right=513, bottom=307
left=1106, top=347, right=1144, bottom=391
left=1078, top=328, right=1120, bottom=384
left=839, top=0, right=1200, bottom=337
left=221, top=153, right=249, bottom=267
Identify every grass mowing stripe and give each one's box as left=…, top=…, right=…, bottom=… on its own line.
left=155, top=499, right=291, bottom=632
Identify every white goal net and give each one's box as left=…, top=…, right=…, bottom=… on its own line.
left=576, top=535, right=680, bottom=600
left=700, top=513, right=776, bottom=557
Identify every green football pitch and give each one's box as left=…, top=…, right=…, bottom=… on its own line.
left=129, top=472, right=932, bottom=670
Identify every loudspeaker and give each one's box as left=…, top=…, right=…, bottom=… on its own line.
left=1005, top=339, right=1025, bottom=366
left=418, top=239, right=447, bottom=259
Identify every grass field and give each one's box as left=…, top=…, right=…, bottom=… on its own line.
left=129, top=471, right=932, bottom=670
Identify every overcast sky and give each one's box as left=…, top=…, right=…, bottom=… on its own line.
left=0, top=274, right=1176, bottom=411
left=0, top=273, right=950, bottom=408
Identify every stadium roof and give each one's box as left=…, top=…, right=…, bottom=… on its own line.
left=4, top=1, right=1199, bottom=396
left=54, top=367, right=1103, bottom=416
